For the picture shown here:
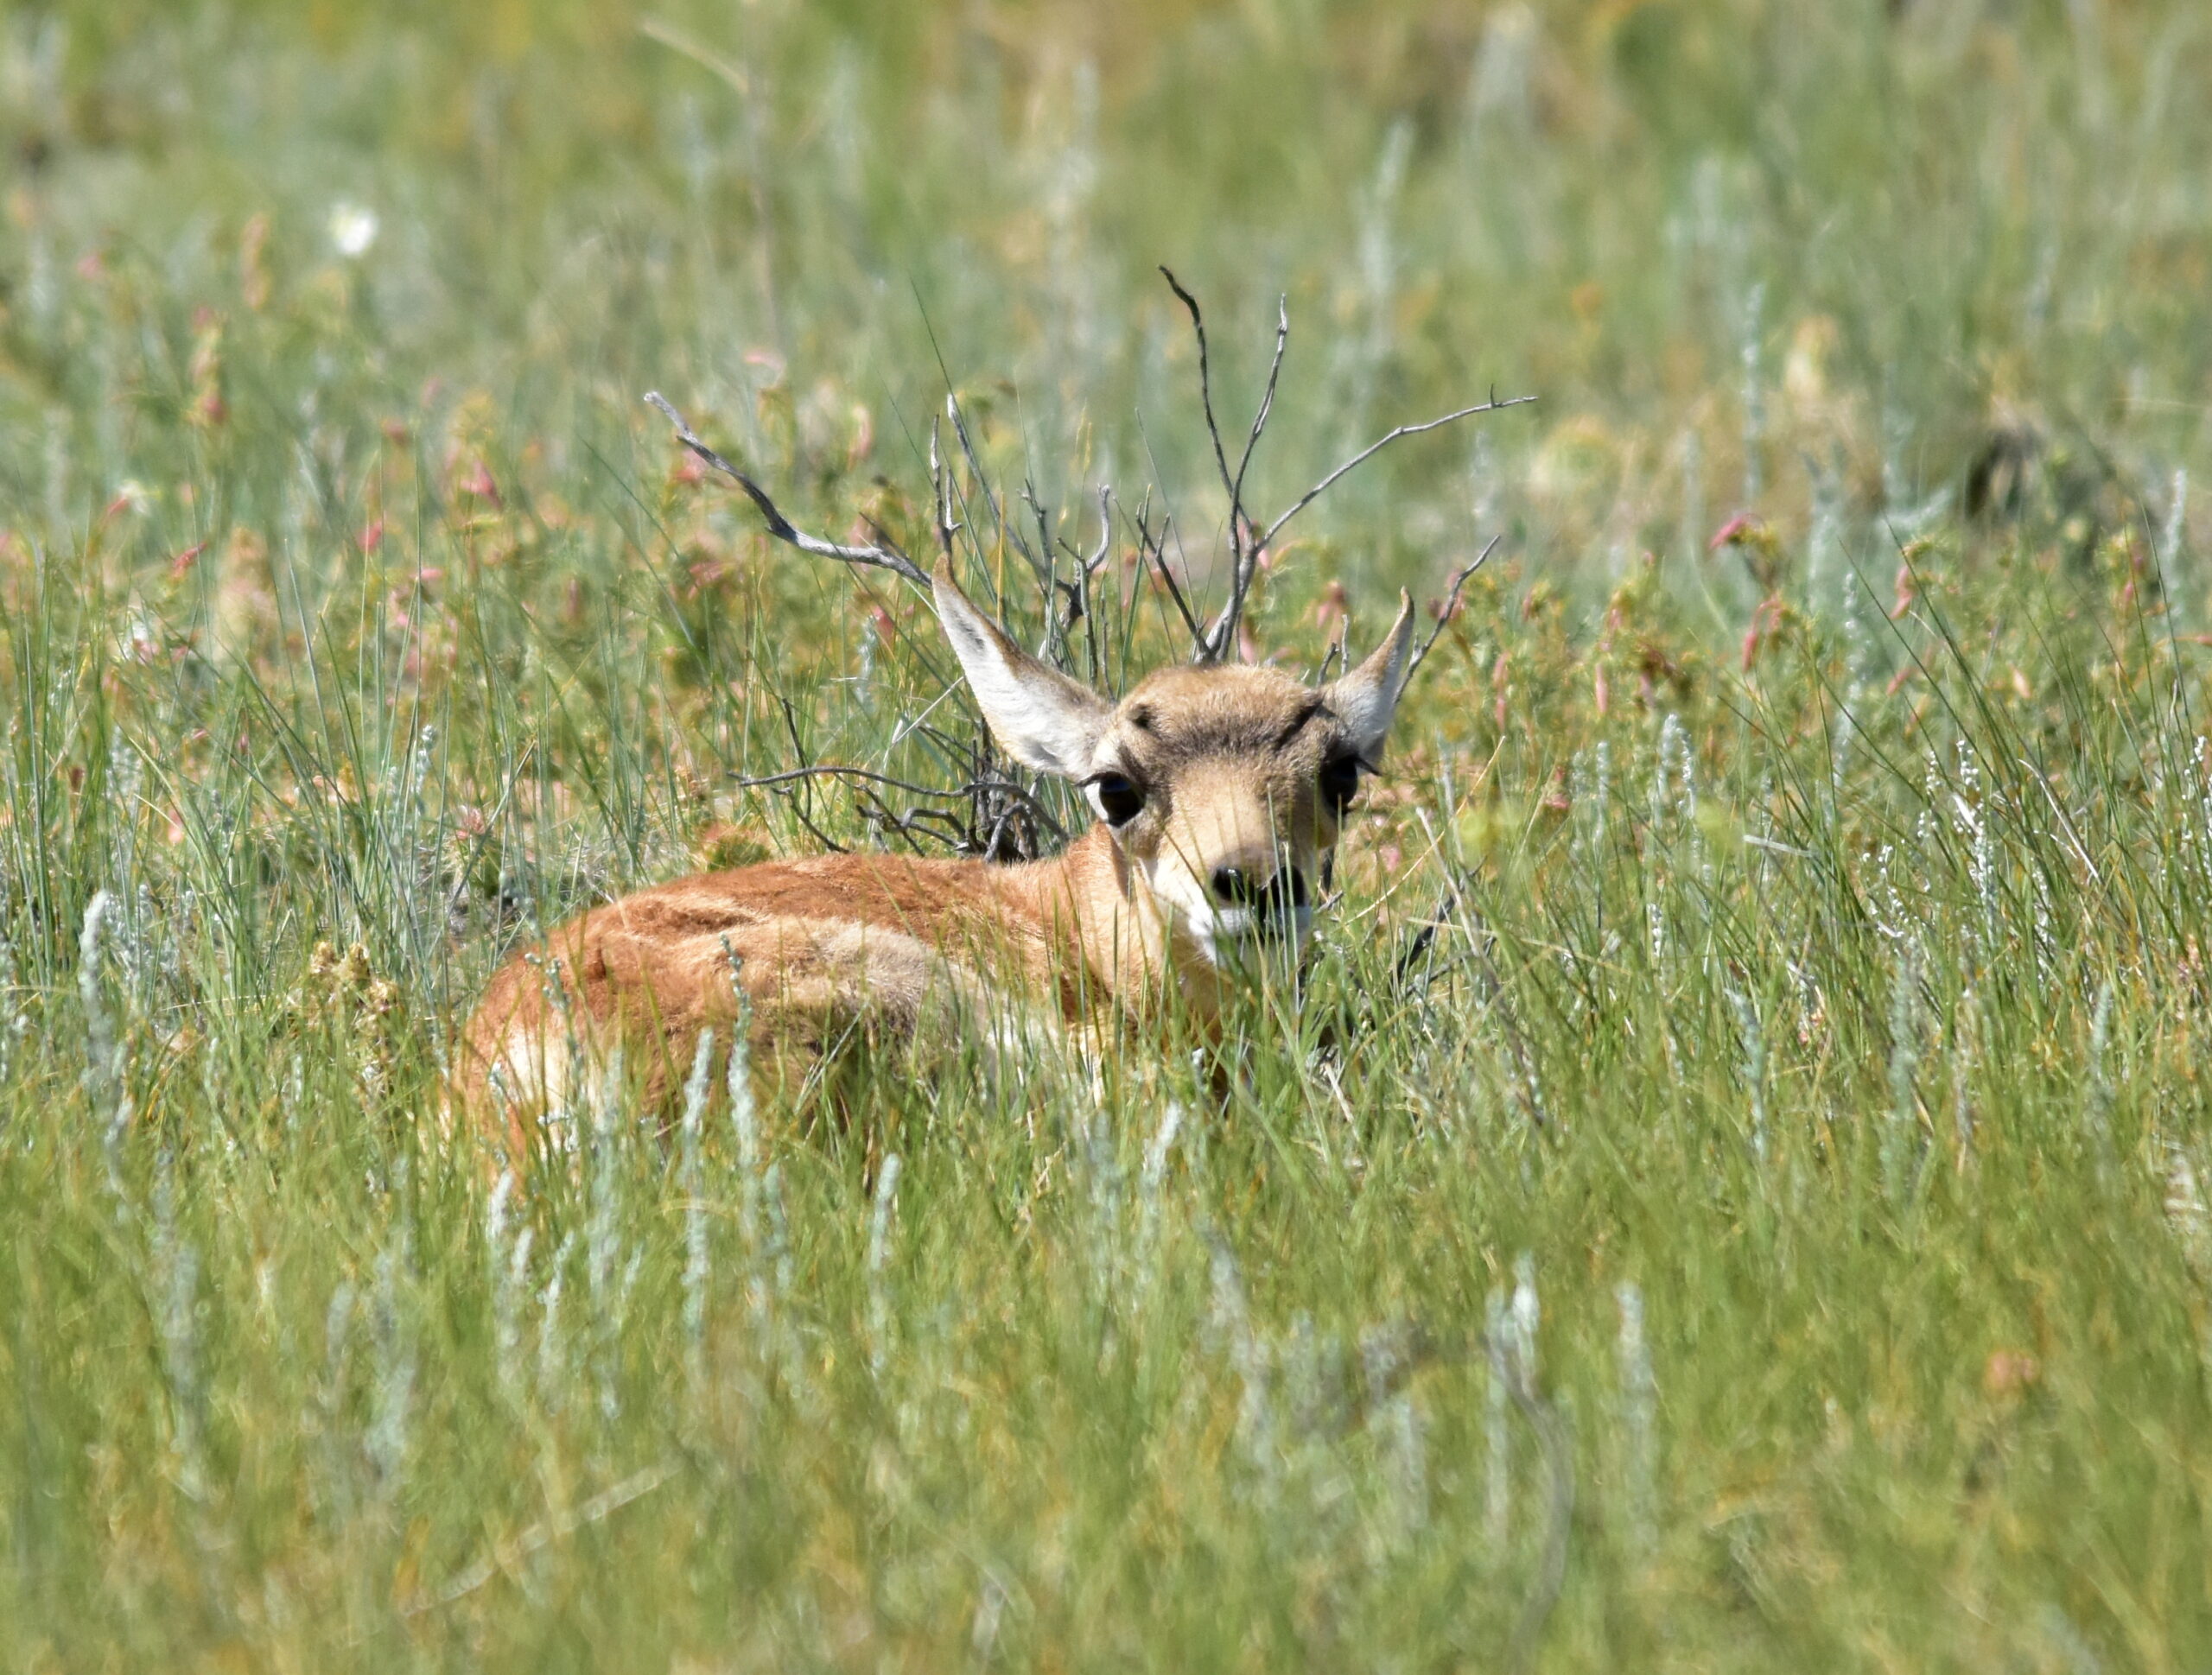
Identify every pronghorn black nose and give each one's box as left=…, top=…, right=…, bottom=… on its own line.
left=1211, top=866, right=1309, bottom=914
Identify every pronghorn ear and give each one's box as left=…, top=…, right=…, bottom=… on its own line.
left=1324, top=590, right=1418, bottom=760
left=933, top=561, right=1114, bottom=778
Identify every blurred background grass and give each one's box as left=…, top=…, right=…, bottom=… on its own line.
left=4, top=3, right=2212, bottom=1671
left=8, top=0, right=2207, bottom=600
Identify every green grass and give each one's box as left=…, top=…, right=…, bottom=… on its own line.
left=3, top=0, right=2212, bottom=1668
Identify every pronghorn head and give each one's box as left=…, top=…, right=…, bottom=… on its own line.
left=933, top=561, right=1417, bottom=963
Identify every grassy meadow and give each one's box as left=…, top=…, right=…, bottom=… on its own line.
left=5, top=0, right=2212, bottom=1666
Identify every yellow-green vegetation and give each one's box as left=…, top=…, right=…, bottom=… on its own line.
left=4, top=1, right=2212, bottom=1668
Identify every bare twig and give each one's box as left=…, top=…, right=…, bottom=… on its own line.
left=945, top=392, right=1038, bottom=587
left=1131, top=498, right=1205, bottom=648
left=972, top=779, right=1064, bottom=836
left=775, top=694, right=814, bottom=774
left=1159, top=268, right=1239, bottom=542
left=1406, top=534, right=1503, bottom=678
left=1158, top=273, right=1532, bottom=664
left=644, top=391, right=930, bottom=588
left=929, top=420, right=960, bottom=562
left=759, top=694, right=852, bottom=853
left=1160, top=269, right=1267, bottom=663
left=1231, top=294, right=1290, bottom=527
left=779, top=790, right=849, bottom=856
left=733, top=764, right=1064, bottom=838
left=1394, top=884, right=1460, bottom=990
left=1258, top=390, right=1538, bottom=557
left=1020, top=478, right=1069, bottom=660
left=1045, top=486, right=1116, bottom=658
left=1205, top=295, right=1295, bottom=662
left=853, top=789, right=937, bottom=855
left=1022, top=479, right=1053, bottom=574
left=1072, top=484, right=1115, bottom=677
left=736, top=765, right=962, bottom=798
left=1082, top=485, right=1114, bottom=576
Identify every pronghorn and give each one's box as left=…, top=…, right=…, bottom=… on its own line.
left=454, top=558, right=1419, bottom=1161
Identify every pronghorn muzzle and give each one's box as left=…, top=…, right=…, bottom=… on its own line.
left=1210, top=862, right=1311, bottom=940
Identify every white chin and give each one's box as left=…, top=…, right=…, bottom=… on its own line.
left=1211, top=906, right=1313, bottom=963
left=1150, top=874, right=1310, bottom=966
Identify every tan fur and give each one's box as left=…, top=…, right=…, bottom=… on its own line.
left=452, top=562, right=1416, bottom=1164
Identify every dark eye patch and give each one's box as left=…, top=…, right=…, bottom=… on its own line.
left=1087, top=771, right=1147, bottom=827
left=1319, top=753, right=1362, bottom=815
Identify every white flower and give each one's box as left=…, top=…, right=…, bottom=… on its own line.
left=328, top=202, right=379, bottom=259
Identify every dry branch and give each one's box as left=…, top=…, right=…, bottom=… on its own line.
left=1255, top=393, right=1535, bottom=557
left=1158, top=268, right=1239, bottom=545
left=1231, top=295, right=1290, bottom=534
left=647, top=292, right=1528, bottom=861
left=1160, top=268, right=1263, bottom=663
left=1406, top=534, right=1503, bottom=678
left=1155, top=270, right=1533, bottom=663
left=645, top=391, right=930, bottom=588
left=734, top=764, right=1065, bottom=839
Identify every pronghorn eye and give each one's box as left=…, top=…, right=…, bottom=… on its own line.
left=1086, top=772, right=1147, bottom=828
left=1319, top=753, right=1362, bottom=815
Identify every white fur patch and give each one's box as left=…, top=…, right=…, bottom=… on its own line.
left=492, top=1026, right=581, bottom=1154
left=1141, top=857, right=1315, bottom=968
